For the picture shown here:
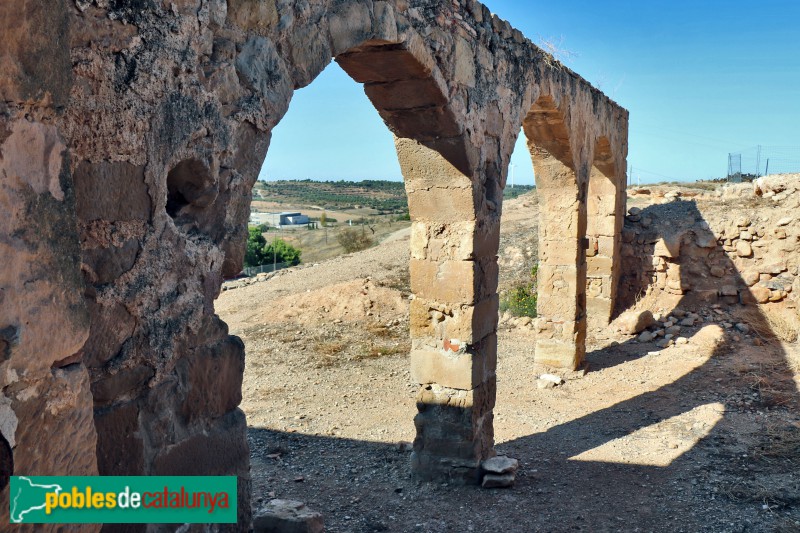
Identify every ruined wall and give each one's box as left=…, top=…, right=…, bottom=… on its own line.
left=1, top=0, right=628, bottom=528
left=619, top=182, right=800, bottom=316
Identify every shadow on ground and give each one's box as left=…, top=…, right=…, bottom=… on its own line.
left=247, top=201, right=800, bottom=533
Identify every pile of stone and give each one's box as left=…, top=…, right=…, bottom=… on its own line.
left=222, top=263, right=320, bottom=291
left=614, top=307, right=758, bottom=349
left=498, top=311, right=535, bottom=330
left=253, top=499, right=324, bottom=533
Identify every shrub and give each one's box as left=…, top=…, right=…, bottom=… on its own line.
left=501, top=285, right=538, bottom=318
left=500, top=264, right=539, bottom=318
left=337, top=227, right=374, bottom=253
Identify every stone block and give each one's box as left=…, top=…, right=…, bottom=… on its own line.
left=736, top=240, right=753, bottom=257
left=750, top=285, right=771, bottom=304
left=615, top=310, right=656, bottom=334
left=95, top=401, right=143, bottom=476
left=534, top=338, right=585, bottom=370
left=453, top=36, right=476, bottom=87
left=0, top=0, right=72, bottom=106
left=587, top=255, right=614, bottom=276
left=337, top=47, right=432, bottom=84
left=481, top=473, right=515, bottom=488
left=411, top=334, right=497, bottom=390
left=444, top=296, right=499, bottom=344
left=328, top=1, right=373, bottom=54
left=74, top=161, right=150, bottom=222
left=82, top=300, right=136, bottom=369
left=654, top=234, right=681, bottom=258
left=227, top=0, right=278, bottom=34
left=380, top=105, right=462, bottom=140
left=83, top=238, right=140, bottom=285
left=586, top=296, right=613, bottom=327
left=253, top=500, right=324, bottom=533
left=152, top=408, right=249, bottom=476
left=407, top=186, right=476, bottom=223
left=177, top=336, right=245, bottom=422
left=597, top=235, right=616, bottom=257
left=91, top=365, right=154, bottom=405
left=540, top=238, right=581, bottom=265
left=7, top=366, right=98, bottom=529
left=365, top=78, right=448, bottom=111
left=410, top=259, right=478, bottom=305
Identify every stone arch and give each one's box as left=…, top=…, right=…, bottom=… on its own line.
left=586, top=136, right=624, bottom=327
left=0, top=1, right=635, bottom=526
left=258, top=35, right=496, bottom=484
left=523, top=95, right=587, bottom=370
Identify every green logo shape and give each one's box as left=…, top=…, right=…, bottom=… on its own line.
left=9, top=476, right=237, bottom=524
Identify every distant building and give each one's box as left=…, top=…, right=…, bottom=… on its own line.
left=251, top=211, right=310, bottom=228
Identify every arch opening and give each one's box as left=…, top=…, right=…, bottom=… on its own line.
left=218, top=37, right=497, bottom=491
left=523, top=95, right=587, bottom=370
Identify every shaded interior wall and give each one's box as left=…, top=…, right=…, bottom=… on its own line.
left=0, top=0, right=629, bottom=525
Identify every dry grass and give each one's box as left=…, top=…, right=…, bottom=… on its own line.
left=354, top=341, right=409, bottom=362
left=751, top=424, right=800, bottom=466
left=275, top=220, right=411, bottom=264
left=738, top=306, right=799, bottom=343
left=318, top=341, right=346, bottom=356
left=537, top=35, right=576, bottom=70
left=773, top=517, right=800, bottom=533
left=366, top=324, right=392, bottom=338
left=313, top=341, right=347, bottom=368
left=630, top=287, right=661, bottom=314
left=720, top=480, right=793, bottom=508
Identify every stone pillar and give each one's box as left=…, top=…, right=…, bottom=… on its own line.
left=397, top=138, right=499, bottom=484
left=586, top=169, right=618, bottom=327
left=531, top=155, right=588, bottom=370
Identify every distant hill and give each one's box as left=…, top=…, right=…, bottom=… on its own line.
left=253, top=179, right=535, bottom=214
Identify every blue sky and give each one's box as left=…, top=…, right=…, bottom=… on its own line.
left=260, top=1, right=800, bottom=185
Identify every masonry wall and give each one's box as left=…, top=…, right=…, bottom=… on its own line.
left=618, top=183, right=800, bottom=317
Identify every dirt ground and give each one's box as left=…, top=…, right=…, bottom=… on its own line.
left=217, top=192, right=800, bottom=533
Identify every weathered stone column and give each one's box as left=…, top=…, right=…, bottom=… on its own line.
left=586, top=169, right=618, bottom=327
left=531, top=153, right=588, bottom=370
left=586, top=139, right=625, bottom=328
left=397, top=139, right=499, bottom=484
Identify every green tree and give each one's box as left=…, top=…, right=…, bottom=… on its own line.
left=264, top=239, right=302, bottom=266
left=244, top=226, right=267, bottom=267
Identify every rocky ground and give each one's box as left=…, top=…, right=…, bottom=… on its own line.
left=217, top=185, right=800, bottom=533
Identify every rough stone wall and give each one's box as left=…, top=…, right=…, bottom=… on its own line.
left=1, top=0, right=628, bottom=528
left=0, top=1, right=99, bottom=529
left=619, top=185, right=800, bottom=315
